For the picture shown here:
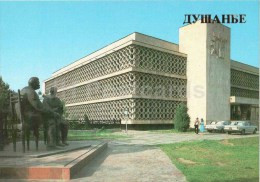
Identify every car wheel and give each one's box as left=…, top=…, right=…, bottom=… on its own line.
left=208, top=130, right=212, bottom=133
left=228, top=131, right=231, bottom=135
left=253, top=129, right=257, bottom=134
left=221, top=129, right=225, bottom=133
left=241, top=129, right=245, bottom=135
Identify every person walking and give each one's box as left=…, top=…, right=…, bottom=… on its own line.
left=194, top=118, right=199, bottom=134
left=200, top=118, right=205, bottom=133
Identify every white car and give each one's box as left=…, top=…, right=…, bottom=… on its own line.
left=205, top=121, right=230, bottom=133
left=224, top=121, right=257, bottom=135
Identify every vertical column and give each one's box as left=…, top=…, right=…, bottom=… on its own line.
left=179, top=22, right=208, bottom=126
left=179, top=21, right=230, bottom=126
left=206, top=23, right=230, bottom=122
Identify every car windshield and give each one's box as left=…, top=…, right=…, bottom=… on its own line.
left=216, top=121, right=224, bottom=125
left=237, top=122, right=245, bottom=126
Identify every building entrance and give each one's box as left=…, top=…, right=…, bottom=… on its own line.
left=231, top=104, right=259, bottom=122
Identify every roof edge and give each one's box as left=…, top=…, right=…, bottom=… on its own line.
left=50, top=32, right=180, bottom=78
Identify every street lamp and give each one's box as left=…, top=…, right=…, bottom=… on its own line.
left=124, top=109, right=128, bottom=133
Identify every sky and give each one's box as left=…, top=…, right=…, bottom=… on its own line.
left=0, top=1, right=259, bottom=91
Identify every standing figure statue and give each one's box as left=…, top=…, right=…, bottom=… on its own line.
left=43, top=87, right=69, bottom=148
left=20, top=77, right=57, bottom=150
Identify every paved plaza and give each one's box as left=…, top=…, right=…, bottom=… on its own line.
left=73, top=144, right=186, bottom=182
left=0, top=131, right=258, bottom=182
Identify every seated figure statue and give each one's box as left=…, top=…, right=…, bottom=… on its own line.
left=43, top=87, right=69, bottom=148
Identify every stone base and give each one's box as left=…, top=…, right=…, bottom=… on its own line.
left=0, top=141, right=107, bottom=180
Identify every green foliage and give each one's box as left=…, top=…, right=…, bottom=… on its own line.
left=173, top=103, right=190, bottom=132
left=68, top=115, right=91, bottom=130
left=68, top=129, right=129, bottom=140
left=68, top=120, right=89, bottom=130
left=0, top=77, right=10, bottom=112
left=84, top=114, right=91, bottom=129
left=160, top=137, right=259, bottom=182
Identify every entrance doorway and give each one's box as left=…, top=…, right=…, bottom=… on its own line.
left=231, top=104, right=259, bottom=121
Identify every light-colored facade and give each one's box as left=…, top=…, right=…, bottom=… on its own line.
left=180, top=22, right=231, bottom=125
left=44, top=21, right=259, bottom=126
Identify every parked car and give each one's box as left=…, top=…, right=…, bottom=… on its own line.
left=224, top=121, right=257, bottom=135
left=205, top=121, right=230, bottom=133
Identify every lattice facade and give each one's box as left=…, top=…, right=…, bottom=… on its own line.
left=231, top=87, right=259, bottom=99
left=134, top=45, right=186, bottom=76
left=56, top=72, right=136, bottom=104
left=67, top=99, right=182, bottom=121
left=45, top=45, right=135, bottom=92
left=231, top=69, right=259, bottom=99
left=45, top=45, right=187, bottom=92
left=45, top=44, right=187, bottom=123
left=231, top=69, right=259, bottom=90
left=56, top=72, right=186, bottom=105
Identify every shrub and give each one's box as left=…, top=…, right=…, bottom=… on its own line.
left=84, top=114, right=91, bottom=129
left=173, top=103, right=190, bottom=132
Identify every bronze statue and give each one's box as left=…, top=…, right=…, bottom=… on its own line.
left=43, top=87, right=69, bottom=148
left=20, top=77, right=58, bottom=150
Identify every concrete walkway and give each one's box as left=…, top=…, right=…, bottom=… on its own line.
left=72, top=144, right=186, bottom=182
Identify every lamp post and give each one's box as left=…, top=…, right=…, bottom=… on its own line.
left=124, top=109, right=128, bottom=134
left=0, top=111, right=4, bottom=151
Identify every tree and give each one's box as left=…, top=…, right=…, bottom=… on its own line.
left=0, top=77, right=10, bottom=150
left=173, top=103, right=190, bottom=132
left=0, top=77, right=10, bottom=111
left=84, top=114, right=91, bottom=129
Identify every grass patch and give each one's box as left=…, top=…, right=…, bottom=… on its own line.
left=68, top=129, right=130, bottom=140
left=160, top=137, right=259, bottom=182
left=20, top=129, right=129, bottom=141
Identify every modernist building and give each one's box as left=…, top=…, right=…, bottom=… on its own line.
left=44, top=21, right=259, bottom=126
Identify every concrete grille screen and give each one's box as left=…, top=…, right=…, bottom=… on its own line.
left=45, top=45, right=187, bottom=123
left=231, top=69, right=259, bottom=99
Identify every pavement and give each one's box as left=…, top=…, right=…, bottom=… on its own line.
left=72, top=144, right=186, bottom=182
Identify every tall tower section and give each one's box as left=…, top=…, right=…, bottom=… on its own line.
left=179, top=21, right=231, bottom=125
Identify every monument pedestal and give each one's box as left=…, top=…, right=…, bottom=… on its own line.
left=0, top=141, right=107, bottom=180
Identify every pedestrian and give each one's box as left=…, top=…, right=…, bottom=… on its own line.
left=200, top=118, right=205, bottom=133
left=194, top=117, right=199, bottom=134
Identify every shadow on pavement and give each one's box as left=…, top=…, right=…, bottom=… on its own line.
left=71, top=144, right=157, bottom=180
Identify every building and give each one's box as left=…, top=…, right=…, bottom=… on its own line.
left=44, top=21, right=259, bottom=127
